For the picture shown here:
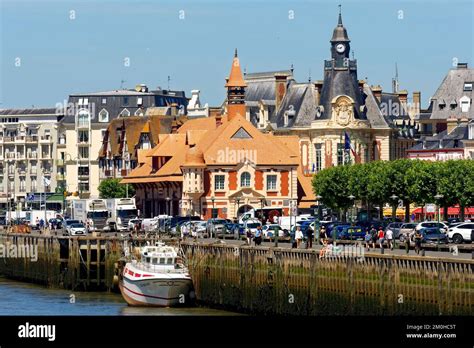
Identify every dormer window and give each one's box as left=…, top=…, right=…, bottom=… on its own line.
left=464, top=83, right=473, bottom=91
left=450, top=99, right=457, bottom=110
left=438, top=99, right=446, bottom=110
left=460, top=96, right=471, bottom=113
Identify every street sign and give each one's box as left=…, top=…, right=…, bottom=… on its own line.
left=426, top=204, right=436, bottom=213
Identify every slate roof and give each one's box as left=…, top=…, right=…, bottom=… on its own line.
left=0, top=108, right=60, bottom=115
left=409, top=123, right=470, bottom=150
left=426, top=65, right=474, bottom=120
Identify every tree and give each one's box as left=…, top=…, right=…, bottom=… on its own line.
left=366, top=161, right=392, bottom=220
left=405, top=160, right=437, bottom=219
left=98, top=179, right=135, bottom=199
left=312, top=165, right=352, bottom=220
left=435, top=161, right=459, bottom=221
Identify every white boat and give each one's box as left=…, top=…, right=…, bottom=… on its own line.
left=119, top=242, right=194, bottom=307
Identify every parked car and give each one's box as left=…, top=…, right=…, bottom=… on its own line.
left=385, top=222, right=404, bottom=239
left=67, top=222, right=87, bottom=236
left=64, top=219, right=81, bottom=229
left=419, top=227, right=448, bottom=244
left=128, top=218, right=142, bottom=231
left=262, top=224, right=285, bottom=238
left=415, top=221, right=448, bottom=233
left=398, top=223, right=417, bottom=242
left=448, top=222, right=474, bottom=244
left=244, top=220, right=262, bottom=235
left=337, top=226, right=365, bottom=240
left=206, top=218, right=227, bottom=236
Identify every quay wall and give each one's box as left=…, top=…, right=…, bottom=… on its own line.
left=0, top=233, right=472, bottom=315
left=182, top=243, right=474, bottom=315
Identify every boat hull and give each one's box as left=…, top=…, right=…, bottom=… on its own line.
left=120, top=276, right=194, bottom=307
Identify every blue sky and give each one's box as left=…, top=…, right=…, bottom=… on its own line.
left=0, top=0, right=473, bottom=109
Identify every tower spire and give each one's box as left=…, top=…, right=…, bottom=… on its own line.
left=226, top=49, right=247, bottom=120
left=338, top=4, right=343, bottom=26
left=234, top=48, right=238, bottom=58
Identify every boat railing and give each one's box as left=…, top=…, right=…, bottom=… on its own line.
left=131, top=260, right=188, bottom=274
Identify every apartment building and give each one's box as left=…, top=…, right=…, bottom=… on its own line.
left=57, top=85, right=188, bottom=198
left=0, top=108, right=63, bottom=211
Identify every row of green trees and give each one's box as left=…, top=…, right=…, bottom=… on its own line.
left=311, top=159, right=474, bottom=221
left=98, top=179, right=135, bottom=199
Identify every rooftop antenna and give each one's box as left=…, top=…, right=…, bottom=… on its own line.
left=352, top=50, right=355, bottom=60
left=290, top=63, right=294, bottom=74
left=243, top=67, right=247, bottom=76
left=167, top=75, right=171, bottom=90
left=120, top=79, right=126, bottom=89
left=308, top=68, right=312, bottom=83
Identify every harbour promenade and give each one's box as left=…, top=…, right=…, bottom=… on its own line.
left=0, top=231, right=472, bottom=315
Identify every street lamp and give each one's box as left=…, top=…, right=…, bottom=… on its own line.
left=390, top=194, right=398, bottom=223
left=235, top=197, right=241, bottom=220
left=211, top=196, right=215, bottom=218
left=348, top=195, right=356, bottom=240
left=315, top=195, right=322, bottom=246
left=434, top=193, right=444, bottom=251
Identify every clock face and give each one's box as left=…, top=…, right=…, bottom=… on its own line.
left=336, top=43, right=345, bottom=53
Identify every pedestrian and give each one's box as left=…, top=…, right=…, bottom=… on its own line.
left=364, top=229, right=372, bottom=251
left=306, top=225, right=313, bottom=249
left=35, top=217, right=40, bottom=230
left=246, top=228, right=252, bottom=246
left=295, top=226, right=303, bottom=248
left=385, top=228, right=394, bottom=250
left=319, top=226, right=327, bottom=244
left=377, top=227, right=385, bottom=249
left=191, top=223, right=198, bottom=240
left=414, top=230, right=423, bottom=255
left=255, top=226, right=263, bottom=246
left=370, top=225, right=377, bottom=249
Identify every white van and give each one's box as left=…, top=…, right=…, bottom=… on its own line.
left=279, top=216, right=312, bottom=231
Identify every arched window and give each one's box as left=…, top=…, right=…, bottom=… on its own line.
left=98, top=109, right=109, bottom=123
left=77, top=109, right=90, bottom=128
left=240, top=172, right=251, bottom=187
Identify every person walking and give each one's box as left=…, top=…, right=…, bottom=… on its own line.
left=364, top=229, right=372, bottom=251
left=370, top=226, right=377, bottom=249
left=385, top=228, right=394, bottom=250
left=306, top=225, right=313, bottom=249
left=246, top=228, right=252, bottom=246
left=319, top=226, right=327, bottom=245
left=295, top=226, right=303, bottom=249
left=255, top=226, right=263, bottom=246
left=377, top=227, right=385, bottom=249
left=414, top=230, right=423, bottom=255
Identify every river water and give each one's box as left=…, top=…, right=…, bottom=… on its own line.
left=0, top=277, right=238, bottom=316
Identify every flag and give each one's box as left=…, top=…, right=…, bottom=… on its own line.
left=42, top=176, right=51, bottom=187
left=344, top=131, right=356, bottom=157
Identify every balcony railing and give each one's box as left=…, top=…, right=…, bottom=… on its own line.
left=6, top=152, right=16, bottom=159
left=28, top=152, right=38, bottom=159
left=31, top=169, right=37, bottom=175
left=18, top=168, right=26, bottom=175
left=4, top=137, right=15, bottom=143
left=15, top=136, right=26, bottom=142
left=56, top=173, right=65, bottom=181
left=41, top=153, right=51, bottom=159
left=26, top=135, right=38, bottom=143
left=43, top=169, right=52, bottom=175
left=40, top=136, right=53, bottom=143
left=56, top=159, right=64, bottom=166
left=16, top=153, right=26, bottom=160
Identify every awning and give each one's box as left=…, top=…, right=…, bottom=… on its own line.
left=46, top=193, right=65, bottom=202
left=121, top=176, right=183, bottom=184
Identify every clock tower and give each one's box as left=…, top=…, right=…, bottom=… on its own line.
left=317, top=9, right=367, bottom=121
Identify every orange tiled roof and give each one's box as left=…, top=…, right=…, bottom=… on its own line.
left=225, top=50, right=247, bottom=88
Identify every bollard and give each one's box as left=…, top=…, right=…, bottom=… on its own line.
left=421, top=249, right=425, bottom=257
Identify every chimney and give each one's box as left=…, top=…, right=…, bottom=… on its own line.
left=398, top=89, right=408, bottom=111
left=171, top=118, right=178, bottom=133
left=412, top=91, right=421, bottom=118
left=447, top=116, right=458, bottom=134
left=170, top=103, right=178, bottom=117
left=372, top=85, right=382, bottom=103
left=215, top=114, right=222, bottom=128
left=314, top=80, right=323, bottom=105
left=275, top=74, right=288, bottom=111
left=457, top=62, right=468, bottom=69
